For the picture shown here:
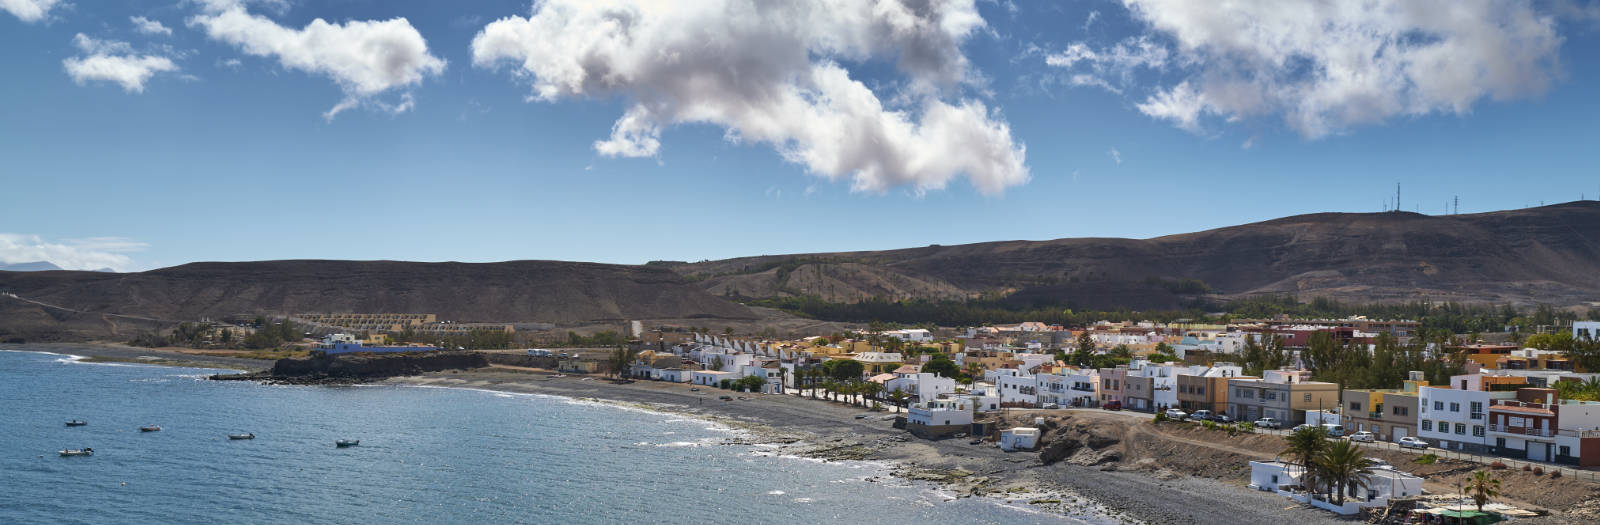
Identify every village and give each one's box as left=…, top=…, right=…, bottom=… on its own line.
left=518, top=317, right=1600, bottom=523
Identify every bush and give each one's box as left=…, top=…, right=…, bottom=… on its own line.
left=1414, top=453, right=1438, bottom=465
left=1238, top=422, right=1256, bottom=433
left=1522, top=464, right=1532, bottom=471
left=1532, top=467, right=1544, bottom=475
left=1551, top=470, right=1562, bottom=479
left=1153, top=412, right=1170, bottom=423
left=1490, top=461, right=1507, bottom=469
left=1202, top=420, right=1219, bottom=430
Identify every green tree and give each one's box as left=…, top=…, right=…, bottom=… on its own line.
left=1315, top=439, right=1373, bottom=506
left=1468, top=469, right=1501, bottom=512
left=1071, top=331, right=1095, bottom=367
left=830, top=359, right=865, bottom=381
left=1282, top=426, right=1331, bottom=494
left=923, top=355, right=960, bottom=378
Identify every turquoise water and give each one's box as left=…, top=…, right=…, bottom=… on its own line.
left=0, top=349, right=1085, bottom=524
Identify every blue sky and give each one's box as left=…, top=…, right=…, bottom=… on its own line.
left=2, top=0, right=1598, bottom=271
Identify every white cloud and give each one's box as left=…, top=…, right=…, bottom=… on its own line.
left=189, top=0, right=446, bottom=119
left=1043, top=36, right=1169, bottom=94
left=472, top=0, right=1029, bottom=195
left=62, top=34, right=180, bottom=93
left=131, top=16, right=173, bottom=36
left=1107, top=0, right=1566, bottom=138
left=1108, top=148, right=1121, bottom=165
left=0, top=0, right=60, bottom=22
left=0, top=234, right=146, bottom=272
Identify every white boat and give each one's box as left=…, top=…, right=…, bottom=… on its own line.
left=335, top=439, right=359, bottom=447
left=59, top=448, right=93, bottom=457
left=228, top=433, right=255, bottom=440
left=65, top=420, right=87, bottom=427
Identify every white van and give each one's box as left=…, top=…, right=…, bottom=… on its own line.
left=1320, top=423, right=1345, bottom=437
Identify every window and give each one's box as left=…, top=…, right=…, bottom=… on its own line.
left=1472, top=426, right=1484, bottom=438
left=1422, top=420, right=1432, bottom=431
left=1450, top=402, right=1460, bottom=412
left=1304, top=393, right=1312, bottom=402
left=1434, top=401, right=1444, bottom=410
left=1197, top=387, right=1205, bottom=395
left=1560, top=445, right=1572, bottom=457
left=1439, top=420, right=1449, bottom=432
left=1393, top=406, right=1408, bottom=416
left=1351, top=402, right=1362, bottom=411
left=1470, top=401, right=1483, bottom=419
left=1455, top=423, right=1466, bottom=435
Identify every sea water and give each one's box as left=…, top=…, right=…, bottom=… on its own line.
left=0, top=348, right=1100, bottom=524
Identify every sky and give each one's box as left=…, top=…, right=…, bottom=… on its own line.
left=2, top=0, right=1599, bottom=272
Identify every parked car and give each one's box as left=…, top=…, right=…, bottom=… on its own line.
left=1348, top=431, right=1376, bottom=442
left=1398, top=436, right=1430, bottom=449
left=1292, top=424, right=1317, bottom=433
left=1041, top=403, right=1060, bottom=410
left=1190, top=410, right=1213, bottom=421
left=1254, top=417, right=1281, bottom=429
left=1321, top=424, right=1346, bottom=437
left=1104, top=400, right=1122, bottom=411
left=1164, top=408, right=1188, bottom=420
left=1213, top=413, right=1233, bottom=423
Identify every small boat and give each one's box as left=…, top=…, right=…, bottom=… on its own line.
left=228, top=433, right=255, bottom=440
left=65, top=420, right=87, bottom=427
left=59, top=448, right=93, bottom=457
left=335, top=439, right=359, bottom=448
left=139, top=425, right=162, bottom=432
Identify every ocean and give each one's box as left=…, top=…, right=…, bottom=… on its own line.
left=0, top=348, right=1093, bottom=524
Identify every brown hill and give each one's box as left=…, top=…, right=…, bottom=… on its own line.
left=665, top=202, right=1600, bottom=309
left=0, top=260, right=756, bottom=342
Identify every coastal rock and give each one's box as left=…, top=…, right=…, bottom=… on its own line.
left=210, top=351, right=491, bottom=384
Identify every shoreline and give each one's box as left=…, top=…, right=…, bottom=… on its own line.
left=381, top=369, right=1350, bottom=525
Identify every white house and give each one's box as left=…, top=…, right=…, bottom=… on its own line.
left=886, top=372, right=957, bottom=403
left=1036, top=372, right=1070, bottom=407
left=996, top=372, right=1037, bottom=407
left=999, top=427, right=1040, bottom=451
left=1065, top=369, right=1101, bottom=407
left=1248, top=460, right=1302, bottom=492
left=657, top=368, right=691, bottom=383
left=1418, top=374, right=1502, bottom=452
left=882, top=329, right=932, bottom=343
left=907, top=397, right=974, bottom=427
left=692, top=370, right=735, bottom=387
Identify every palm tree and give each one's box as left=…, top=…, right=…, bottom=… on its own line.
left=861, top=381, right=884, bottom=408
left=1282, top=426, right=1330, bottom=493
left=1315, top=439, right=1373, bottom=506
left=1467, top=470, right=1501, bottom=512
left=888, top=389, right=909, bottom=412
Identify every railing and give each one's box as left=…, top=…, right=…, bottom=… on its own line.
left=1488, top=424, right=1554, bottom=437
left=1368, top=411, right=1383, bottom=419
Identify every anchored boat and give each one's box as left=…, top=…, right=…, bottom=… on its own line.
left=335, top=439, right=359, bottom=448
left=228, top=433, right=255, bottom=440
left=139, top=425, right=161, bottom=432
left=59, top=448, right=93, bottom=457
left=65, top=420, right=87, bottom=427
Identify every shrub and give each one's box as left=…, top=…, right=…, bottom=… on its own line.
left=1238, top=422, right=1256, bottom=433
left=1414, top=453, right=1438, bottom=465
left=1522, top=464, right=1532, bottom=471
left=1202, top=420, right=1219, bottom=430
left=1551, top=470, right=1562, bottom=479
left=1490, top=461, right=1507, bottom=469
left=1153, top=412, right=1170, bottom=423
left=1532, top=467, right=1544, bottom=475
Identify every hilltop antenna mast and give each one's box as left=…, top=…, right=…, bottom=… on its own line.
left=1454, top=195, right=1459, bottom=215
left=1395, top=183, right=1401, bottom=212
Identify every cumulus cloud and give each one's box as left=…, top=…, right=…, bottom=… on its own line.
left=131, top=16, right=174, bottom=36
left=188, top=0, right=446, bottom=119
left=0, top=234, right=146, bottom=272
left=1049, top=0, right=1567, bottom=138
left=0, top=0, right=60, bottom=22
left=471, top=0, right=1029, bottom=195
left=62, top=34, right=180, bottom=93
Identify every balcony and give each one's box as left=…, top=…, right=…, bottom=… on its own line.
left=1367, top=411, right=1383, bottom=420
left=1488, top=424, right=1554, bottom=438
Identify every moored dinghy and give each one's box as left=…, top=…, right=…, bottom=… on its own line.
left=65, top=420, right=87, bottom=427
left=139, top=425, right=162, bottom=432
left=228, top=433, right=255, bottom=440
left=59, top=448, right=93, bottom=457
left=335, top=439, right=359, bottom=447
